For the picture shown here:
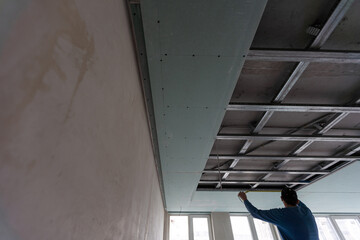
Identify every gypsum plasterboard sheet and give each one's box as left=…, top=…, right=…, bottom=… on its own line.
left=141, top=0, right=268, bottom=211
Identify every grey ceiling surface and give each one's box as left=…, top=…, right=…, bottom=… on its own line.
left=134, top=0, right=360, bottom=212
left=139, top=0, right=268, bottom=211
left=251, top=0, right=339, bottom=49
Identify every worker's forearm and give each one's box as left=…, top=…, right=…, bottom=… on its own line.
left=244, top=200, right=272, bottom=222
left=244, top=199, right=257, bottom=214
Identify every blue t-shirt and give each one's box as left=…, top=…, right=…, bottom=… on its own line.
left=244, top=200, right=319, bottom=240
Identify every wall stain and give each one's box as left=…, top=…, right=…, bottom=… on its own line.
left=59, top=0, right=95, bottom=123
left=4, top=0, right=95, bottom=126
left=63, top=36, right=94, bottom=123
left=0, top=0, right=95, bottom=171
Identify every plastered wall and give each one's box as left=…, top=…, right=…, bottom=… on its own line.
left=0, top=0, right=164, bottom=239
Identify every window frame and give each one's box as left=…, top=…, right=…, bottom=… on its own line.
left=168, top=213, right=360, bottom=240
left=189, top=215, right=213, bottom=240
left=229, top=214, right=256, bottom=240
left=315, top=215, right=342, bottom=240
left=330, top=215, right=360, bottom=240
left=230, top=213, right=279, bottom=240
left=168, top=214, right=213, bottom=240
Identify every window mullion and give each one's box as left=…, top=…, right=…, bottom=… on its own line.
left=189, top=216, right=194, bottom=240
left=248, top=215, right=259, bottom=240
left=206, top=216, right=213, bottom=240
left=166, top=213, right=170, bottom=240
left=329, top=216, right=345, bottom=240
left=269, top=224, right=280, bottom=240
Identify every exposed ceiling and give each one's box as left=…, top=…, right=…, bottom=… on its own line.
left=131, top=0, right=360, bottom=212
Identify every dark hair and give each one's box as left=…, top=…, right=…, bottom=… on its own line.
left=281, top=187, right=298, bottom=206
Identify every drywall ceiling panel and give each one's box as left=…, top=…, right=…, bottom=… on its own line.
left=157, top=1, right=254, bottom=57
left=171, top=191, right=281, bottom=212
left=161, top=56, right=241, bottom=108
left=299, top=161, right=360, bottom=213
left=141, top=0, right=268, bottom=211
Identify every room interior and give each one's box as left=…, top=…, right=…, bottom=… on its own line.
left=1, top=0, right=359, bottom=239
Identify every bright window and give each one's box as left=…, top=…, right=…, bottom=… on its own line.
left=169, top=214, right=360, bottom=240
left=169, top=215, right=211, bottom=240
left=315, top=217, right=340, bottom=240
left=230, top=216, right=253, bottom=240
left=334, top=218, right=360, bottom=240
left=192, top=217, right=211, bottom=240
left=169, top=216, right=189, bottom=240
left=253, top=218, right=275, bottom=240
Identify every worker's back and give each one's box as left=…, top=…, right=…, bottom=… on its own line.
left=244, top=200, right=319, bottom=240
left=274, top=201, right=318, bottom=240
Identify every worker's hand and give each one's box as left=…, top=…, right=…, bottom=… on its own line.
left=238, top=192, right=247, bottom=201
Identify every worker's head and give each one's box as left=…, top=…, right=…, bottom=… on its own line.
left=281, top=187, right=299, bottom=207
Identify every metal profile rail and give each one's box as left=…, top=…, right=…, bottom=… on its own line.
left=202, top=169, right=330, bottom=175
left=200, top=180, right=309, bottom=185
left=247, top=49, right=360, bottom=64
left=197, top=188, right=283, bottom=192
left=215, top=60, right=305, bottom=188
left=214, top=0, right=354, bottom=189
left=208, top=155, right=359, bottom=161
left=210, top=114, right=339, bottom=172
left=226, top=103, right=360, bottom=113
left=251, top=97, right=360, bottom=189
left=251, top=112, right=354, bottom=189
left=216, top=134, right=360, bottom=142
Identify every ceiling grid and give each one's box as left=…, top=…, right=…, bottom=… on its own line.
left=130, top=0, right=360, bottom=212
left=199, top=0, right=360, bottom=192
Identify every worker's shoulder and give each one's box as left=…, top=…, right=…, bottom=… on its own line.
left=269, top=206, right=301, bottom=215
left=267, top=207, right=288, bottom=213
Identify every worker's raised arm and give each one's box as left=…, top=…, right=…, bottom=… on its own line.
left=238, top=192, right=283, bottom=225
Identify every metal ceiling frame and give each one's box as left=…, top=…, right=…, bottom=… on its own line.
left=216, top=134, right=360, bottom=142
left=202, top=0, right=358, bottom=191
left=247, top=49, right=360, bottom=63
left=203, top=169, right=330, bottom=175
left=128, top=2, right=167, bottom=207
left=227, top=103, right=360, bottom=113
left=200, top=180, right=310, bottom=185
left=290, top=143, right=360, bottom=189
left=208, top=155, right=359, bottom=162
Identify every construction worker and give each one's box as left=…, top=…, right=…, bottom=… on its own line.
left=238, top=187, right=319, bottom=240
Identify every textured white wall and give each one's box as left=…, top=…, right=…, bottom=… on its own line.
left=0, top=0, right=164, bottom=239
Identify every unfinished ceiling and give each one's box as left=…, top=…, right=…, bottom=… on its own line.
left=198, top=0, right=360, bottom=192
left=132, top=0, right=360, bottom=212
